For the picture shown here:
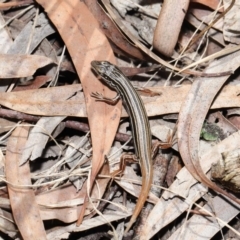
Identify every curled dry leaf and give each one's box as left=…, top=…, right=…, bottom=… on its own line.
left=178, top=50, right=240, bottom=206
left=153, top=0, right=190, bottom=57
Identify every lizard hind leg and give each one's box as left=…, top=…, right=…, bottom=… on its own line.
left=110, top=153, right=138, bottom=181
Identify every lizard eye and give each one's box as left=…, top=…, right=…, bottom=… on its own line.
left=98, top=66, right=106, bottom=74
left=110, top=82, right=115, bottom=87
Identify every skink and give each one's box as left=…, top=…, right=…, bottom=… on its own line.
left=91, top=61, right=153, bottom=233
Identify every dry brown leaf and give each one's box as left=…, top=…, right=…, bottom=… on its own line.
left=0, top=208, right=17, bottom=237
left=101, top=0, right=212, bottom=76
left=190, top=6, right=223, bottom=30
left=46, top=212, right=130, bottom=240
left=20, top=116, right=66, bottom=164
left=0, top=12, right=56, bottom=92
left=191, top=0, right=222, bottom=11
left=36, top=162, right=110, bottom=223
left=8, top=13, right=55, bottom=55
left=212, top=148, right=240, bottom=193
left=13, top=75, right=51, bottom=91
left=208, top=111, right=238, bottom=136
left=168, top=195, right=239, bottom=239
left=187, top=8, right=225, bottom=46
left=229, top=115, right=240, bottom=129
left=0, top=118, right=16, bottom=134
left=153, top=0, right=190, bottom=57
left=0, top=14, right=13, bottom=53
left=5, top=125, right=47, bottom=239
left=0, top=84, right=240, bottom=118
left=84, top=0, right=145, bottom=60
left=178, top=51, right=240, bottom=208
left=165, top=156, right=181, bottom=187
left=0, top=54, right=54, bottom=78
left=0, top=0, right=33, bottom=10
left=223, top=0, right=240, bottom=44
left=0, top=84, right=85, bottom=117
left=142, top=184, right=207, bottom=240
left=35, top=0, right=121, bottom=224
left=36, top=184, right=82, bottom=223
left=143, top=130, right=240, bottom=239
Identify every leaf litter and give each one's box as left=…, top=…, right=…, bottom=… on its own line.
left=0, top=0, right=240, bottom=239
